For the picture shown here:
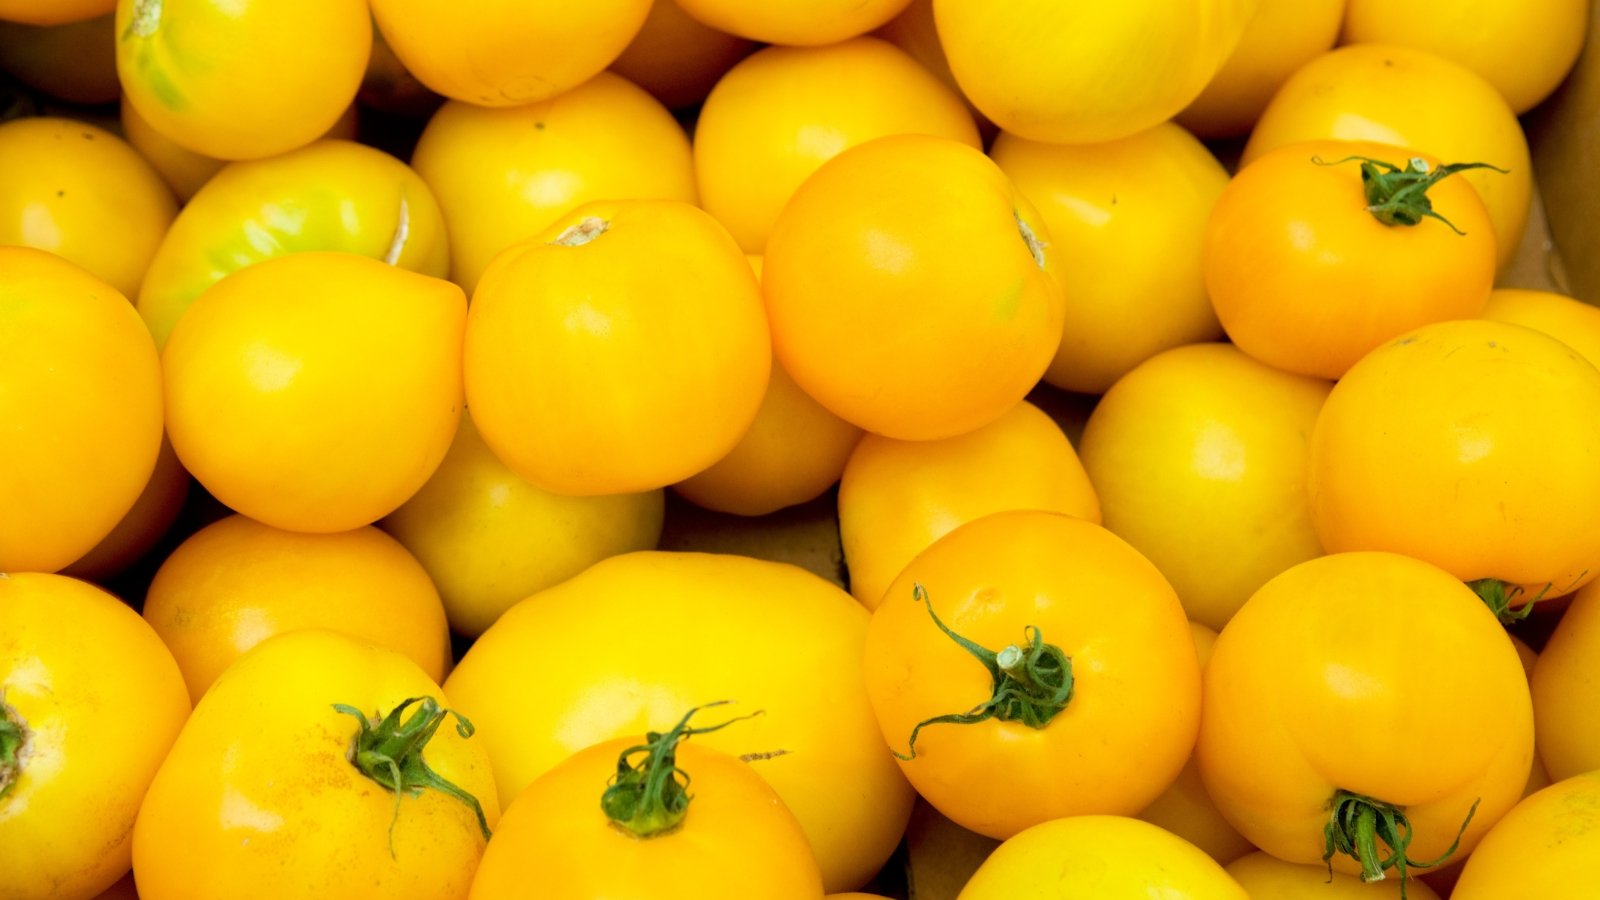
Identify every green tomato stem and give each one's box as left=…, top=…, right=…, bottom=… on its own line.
left=1322, top=790, right=1480, bottom=899
left=1468, top=578, right=1548, bottom=623
left=0, top=696, right=26, bottom=800
left=600, top=701, right=764, bottom=839
left=1313, top=154, right=1507, bottom=234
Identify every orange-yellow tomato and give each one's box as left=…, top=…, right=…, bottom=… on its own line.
left=1, top=573, right=190, bottom=900
left=142, top=514, right=451, bottom=703
left=764, top=134, right=1064, bottom=441
left=674, top=0, right=911, bottom=45
left=411, top=72, right=695, bottom=295
left=865, top=510, right=1200, bottom=839
left=370, top=0, right=649, bottom=107
left=1531, top=582, right=1600, bottom=781
left=693, top=36, right=979, bottom=253
left=0, top=13, right=118, bottom=104
left=465, top=200, right=769, bottom=496
left=0, top=247, right=163, bottom=574
left=609, top=0, right=756, bottom=110
left=838, top=400, right=1100, bottom=610
left=381, top=411, right=665, bottom=637
left=957, top=816, right=1249, bottom=900
left=163, top=252, right=465, bottom=533
left=0, top=0, right=109, bottom=25
left=873, top=0, right=994, bottom=139
left=0, top=117, right=176, bottom=298
left=115, top=0, right=370, bottom=160
left=1481, top=287, right=1600, bottom=369
left=1244, top=44, right=1532, bottom=271
left=1079, top=343, right=1330, bottom=631
left=138, top=138, right=447, bottom=349
left=1451, top=771, right=1600, bottom=899
left=1308, top=319, right=1600, bottom=600
left=1176, top=0, right=1344, bottom=138
left=61, top=437, right=190, bottom=583
left=1226, top=851, right=1442, bottom=898
left=991, top=123, right=1229, bottom=393
left=1198, top=552, right=1533, bottom=879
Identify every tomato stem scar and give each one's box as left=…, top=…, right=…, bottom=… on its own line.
left=1322, top=790, right=1480, bottom=897
left=1311, top=155, right=1508, bottom=234
left=600, top=701, right=764, bottom=839
left=1015, top=213, right=1047, bottom=271
left=550, top=216, right=610, bottom=247
left=893, top=583, right=1074, bottom=761
left=126, top=0, right=163, bottom=39
left=0, top=695, right=27, bottom=800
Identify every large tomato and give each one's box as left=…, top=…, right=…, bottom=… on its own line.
left=1451, top=771, right=1600, bottom=899
left=1530, top=581, right=1600, bottom=781
left=1226, top=851, right=1442, bottom=898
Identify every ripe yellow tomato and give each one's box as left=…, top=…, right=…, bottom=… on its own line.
left=838, top=400, right=1100, bottom=610
left=1175, top=0, right=1344, bottom=138
left=1, top=573, right=190, bottom=900
left=0, top=247, right=163, bottom=574
left=991, top=122, right=1230, bottom=393
left=61, top=437, right=190, bottom=582
left=0, top=0, right=109, bottom=24
left=116, top=0, right=369, bottom=160
left=442, top=551, right=914, bottom=892
left=411, top=72, right=695, bottom=295
left=1481, top=287, right=1600, bottom=369
left=381, top=411, right=665, bottom=637
left=133, top=629, right=499, bottom=900
left=1226, top=851, right=1442, bottom=898
left=608, top=0, right=756, bottom=110
left=468, top=715, right=824, bottom=900
left=138, top=138, right=447, bottom=349
left=674, top=0, right=911, bottom=45
left=1530, top=582, right=1600, bottom=781
left=370, top=0, right=649, bottom=107
left=1206, top=140, right=1495, bottom=380
left=934, top=0, right=1258, bottom=144
left=1244, top=44, right=1532, bottom=271
left=693, top=36, right=979, bottom=253
left=0, top=117, right=176, bottom=299
left=163, top=252, right=465, bottom=533
left=957, top=816, right=1248, bottom=900
left=1451, top=771, right=1600, bottom=899
left=764, top=134, right=1064, bottom=441
left=1078, top=343, right=1330, bottom=631
left=1198, top=552, right=1533, bottom=880
left=1309, top=319, right=1600, bottom=601
left=0, top=13, right=119, bottom=104
left=873, top=0, right=995, bottom=140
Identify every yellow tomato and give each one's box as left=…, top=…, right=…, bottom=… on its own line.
left=873, top=0, right=994, bottom=140
left=1, top=573, right=190, bottom=900
left=1226, top=851, right=1442, bottom=898
left=138, top=138, right=447, bottom=349
left=991, top=123, right=1229, bottom=393
left=1175, top=0, right=1344, bottom=138
left=0, top=13, right=119, bottom=104
left=0, top=247, right=163, bottom=574
left=381, top=411, right=665, bottom=637
left=0, top=117, right=175, bottom=298
left=1198, top=552, right=1533, bottom=880
left=132, top=629, right=499, bottom=900
left=674, top=0, right=911, bottom=45
left=1451, top=771, right=1600, bottom=899
left=0, top=0, right=109, bottom=25
left=61, top=437, right=189, bottom=582
left=1078, top=343, right=1329, bottom=631
left=411, top=72, right=695, bottom=295
left=1244, top=44, right=1531, bottom=271
left=1309, top=319, right=1600, bottom=601
left=693, top=36, right=979, bottom=253
left=608, top=0, right=756, bottom=110
left=468, top=713, right=824, bottom=900
left=442, top=551, right=914, bottom=892
left=764, top=134, right=1064, bottom=441
left=371, top=0, right=648, bottom=107
left=163, top=252, right=465, bottom=533
left=934, top=0, right=1258, bottom=144
left=958, top=816, right=1248, bottom=900
left=1481, top=287, right=1600, bottom=369
left=1530, top=582, right=1600, bottom=780
left=838, top=400, right=1099, bottom=610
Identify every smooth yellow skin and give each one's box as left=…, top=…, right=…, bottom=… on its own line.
left=0, top=573, right=190, bottom=900
left=132, top=630, right=500, bottom=900
left=1531, top=583, right=1600, bottom=780
left=958, top=816, right=1248, bottom=900
left=693, top=37, right=979, bottom=253
left=1176, top=0, right=1344, bottom=138
left=1197, top=552, right=1534, bottom=876
left=163, top=252, right=466, bottom=533
left=1078, top=343, right=1331, bottom=631
left=1226, top=851, right=1441, bottom=898
left=381, top=411, right=665, bottom=638
left=0, top=13, right=119, bottom=104
left=609, top=0, right=756, bottom=110
left=61, top=437, right=189, bottom=582
left=838, top=400, right=1100, bottom=610
left=934, top=0, right=1257, bottom=144
left=411, top=72, right=695, bottom=295
left=1452, top=771, right=1600, bottom=899
left=0, top=117, right=175, bottom=298
left=0, top=0, right=109, bottom=24
left=142, top=515, right=451, bottom=703
left=991, top=123, right=1229, bottom=393
left=138, top=138, right=447, bottom=349
left=1243, top=44, right=1532, bottom=271
left=0, top=247, right=163, bottom=574
left=115, top=0, right=369, bottom=160
left=371, top=0, right=649, bottom=107
left=1343, top=0, right=1586, bottom=113
left=468, top=739, right=824, bottom=900
left=1309, top=319, right=1600, bottom=596
left=1481, top=288, right=1600, bottom=370
left=442, top=551, right=915, bottom=893
left=675, top=0, right=911, bottom=45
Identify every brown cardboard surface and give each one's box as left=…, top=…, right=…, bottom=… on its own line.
left=1528, top=0, right=1600, bottom=303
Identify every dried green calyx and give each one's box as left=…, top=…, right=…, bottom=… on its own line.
left=1314, top=155, right=1507, bottom=234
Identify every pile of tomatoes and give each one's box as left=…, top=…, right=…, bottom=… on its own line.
left=4, top=1, right=1600, bottom=898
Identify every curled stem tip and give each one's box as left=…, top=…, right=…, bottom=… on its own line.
left=601, top=701, right=764, bottom=839
left=1468, top=578, right=1552, bottom=624
left=1312, top=154, right=1508, bottom=234
left=1322, top=791, right=1479, bottom=898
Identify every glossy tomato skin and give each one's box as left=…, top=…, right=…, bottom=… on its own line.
left=1, top=573, right=190, bottom=900
left=468, top=738, right=824, bottom=900
left=674, top=0, right=912, bottom=45
left=1451, top=771, right=1600, bottom=899
left=1175, top=0, right=1344, bottom=138
left=1226, top=851, right=1441, bottom=898
left=133, top=630, right=499, bottom=900
left=1481, top=287, right=1600, bottom=369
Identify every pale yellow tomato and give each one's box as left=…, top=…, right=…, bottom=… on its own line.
left=1176, top=0, right=1344, bottom=138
